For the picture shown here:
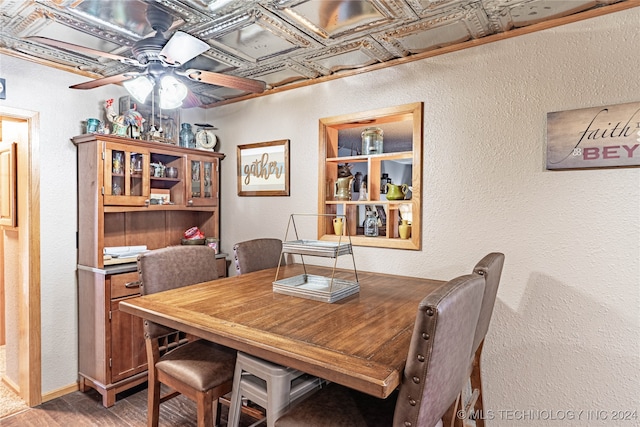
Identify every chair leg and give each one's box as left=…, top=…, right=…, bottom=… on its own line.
left=228, top=360, right=245, bottom=427
left=442, top=393, right=461, bottom=427
left=470, top=342, right=485, bottom=427
left=147, top=375, right=162, bottom=427
left=265, top=374, right=293, bottom=427
left=196, top=388, right=215, bottom=427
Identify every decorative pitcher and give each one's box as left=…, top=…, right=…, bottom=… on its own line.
left=335, top=176, right=354, bottom=200
left=386, top=183, right=409, bottom=200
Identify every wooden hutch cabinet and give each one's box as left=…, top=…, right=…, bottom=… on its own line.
left=73, top=134, right=226, bottom=407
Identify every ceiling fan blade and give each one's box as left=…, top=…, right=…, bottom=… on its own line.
left=182, top=69, right=266, bottom=93
left=182, top=88, right=203, bottom=109
left=70, top=73, right=139, bottom=90
left=159, top=32, right=209, bottom=66
left=26, top=36, right=141, bottom=66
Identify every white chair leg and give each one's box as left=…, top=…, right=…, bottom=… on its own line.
left=227, top=359, right=245, bottom=427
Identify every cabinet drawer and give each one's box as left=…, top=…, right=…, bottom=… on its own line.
left=110, top=271, right=141, bottom=299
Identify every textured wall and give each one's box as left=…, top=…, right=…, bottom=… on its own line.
left=208, top=8, right=640, bottom=426
left=0, top=54, right=124, bottom=394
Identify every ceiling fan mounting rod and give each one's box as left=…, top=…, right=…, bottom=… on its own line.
left=146, top=6, right=172, bottom=34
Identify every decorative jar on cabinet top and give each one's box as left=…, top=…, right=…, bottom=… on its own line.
left=180, top=123, right=195, bottom=148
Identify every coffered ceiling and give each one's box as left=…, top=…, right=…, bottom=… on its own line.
left=0, top=0, right=634, bottom=108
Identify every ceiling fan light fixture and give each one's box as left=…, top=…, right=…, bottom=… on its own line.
left=123, top=76, right=154, bottom=104
left=160, top=75, right=188, bottom=109
left=159, top=32, right=210, bottom=66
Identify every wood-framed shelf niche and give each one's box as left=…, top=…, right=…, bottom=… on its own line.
left=318, top=102, right=423, bottom=250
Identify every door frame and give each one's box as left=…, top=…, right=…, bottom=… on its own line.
left=0, top=106, right=41, bottom=406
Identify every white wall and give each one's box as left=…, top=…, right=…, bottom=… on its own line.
left=0, top=54, right=125, bottom=394
left=207, top=8, right=640, bottom=426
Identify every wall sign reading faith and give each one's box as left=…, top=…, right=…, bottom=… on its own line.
left=237, top=139, right=290, bottom=196
left=546, top=101, right=640, bottom=170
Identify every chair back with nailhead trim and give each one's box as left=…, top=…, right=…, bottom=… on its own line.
left=393, top=273, right=485, bottom=427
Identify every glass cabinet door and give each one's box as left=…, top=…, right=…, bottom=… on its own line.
left=103, top=142, right=150, bottom=206
left=187, top=155, right=218, bottom=207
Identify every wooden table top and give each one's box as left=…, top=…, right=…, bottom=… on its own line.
left=119, top=264, right=444, bottom=398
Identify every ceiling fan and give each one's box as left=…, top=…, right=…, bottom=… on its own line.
left=27, top=4, right=266, bottom=107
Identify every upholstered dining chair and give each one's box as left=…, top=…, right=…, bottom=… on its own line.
left=228, top=238, right=322, bottom=427
left=233, top=237, right=285, bottom=275
left=456, top=252, right=505, bottom=427
left=274, top=272, right=486, bottom=427
left=138, top=245, right=237, bottom=427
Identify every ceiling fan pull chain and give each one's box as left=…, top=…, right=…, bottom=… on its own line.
left=151, top=90, right=156, bottom=131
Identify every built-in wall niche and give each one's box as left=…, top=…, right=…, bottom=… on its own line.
left=318, top=102, right=423, bottom=250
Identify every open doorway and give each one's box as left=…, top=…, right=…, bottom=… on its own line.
left=0, top=108, right=42, bottom=408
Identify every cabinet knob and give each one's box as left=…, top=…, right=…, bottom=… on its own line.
left=145, top=199, right=150, bottom=206
left=187, top=200, right=193, bottom=206
left=124, top=280, right=141, bottom=288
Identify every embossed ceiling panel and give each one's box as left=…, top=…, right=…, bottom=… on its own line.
left=0, top=0, right=632, bottom=107
left=281, top=0, right=393, bottom=39
left=376, top=2, right=491, bottom=56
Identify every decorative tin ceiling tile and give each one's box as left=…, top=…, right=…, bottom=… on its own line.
left=376, top=1, right=490, bottom=56
left=2, top=3, right=132, bottom=75
left=238, top=60, right=320, bottom=88
left=0, top=0, right=631, bottom=105
left=195, top=5, right=320, bottom=64
left=277, top=0, right=413, bottom=41
left=482, top=0, right=617, bottom=32
left=300, top=37, right=394, bottom=75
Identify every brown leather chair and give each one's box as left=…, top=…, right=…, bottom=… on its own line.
left=274, top=273, right=486, bottom=427
left=138, top=245, right=237, bottom=427
left=233, top=238, right=284, bottom=275
left=456, top=252, right=505, bottom=427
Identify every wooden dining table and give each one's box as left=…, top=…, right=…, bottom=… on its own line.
left=119, top=264, right=445, bottom=399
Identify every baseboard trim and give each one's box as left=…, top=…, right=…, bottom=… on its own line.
left=42, top=382, right=79, bottom=403
left=2, top=374, right=20, bottom=395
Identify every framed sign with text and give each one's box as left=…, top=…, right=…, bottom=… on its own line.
left=237, top=139, right=290, bottom=196
left=546, top=101, right=640, bottom=170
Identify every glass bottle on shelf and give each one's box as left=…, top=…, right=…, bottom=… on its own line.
left=191, top=161, right=201, bottom=197
left=364, top=211, right=378, bottom=237
left=380, top=173, right=389, bottom=194
left=112, top=152, right=124, bottom=174
left=204, top=162, right=212, bottom=198
left=361, top=127, right=383, bottom=155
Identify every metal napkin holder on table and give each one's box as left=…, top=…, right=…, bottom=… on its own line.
left=273, top=214, right=359, bottom=303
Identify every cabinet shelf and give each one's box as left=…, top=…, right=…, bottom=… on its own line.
left=326, top=151, right=413, bottom=163
left=324, top=200, right=410, bottom=206
left=150, top=177, right=180, bottom=183
left=103, top=205, right=216, bottom=213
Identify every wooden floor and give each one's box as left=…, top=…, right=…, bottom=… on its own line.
left=0, top=384, right=265, bottom=427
